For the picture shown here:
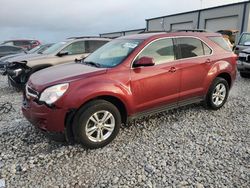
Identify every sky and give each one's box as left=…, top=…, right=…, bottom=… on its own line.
left=0, top=0, right=247, bottom=43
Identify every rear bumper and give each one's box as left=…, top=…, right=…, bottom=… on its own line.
left=237, top=60, right=250, bottom=73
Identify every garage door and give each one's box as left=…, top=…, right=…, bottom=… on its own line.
left=171, top=21, right=193, bottom=30
left=205, top=16, right=238, bottom=31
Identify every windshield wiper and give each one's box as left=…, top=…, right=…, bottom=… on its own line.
left=82, top=61, right=101, bottom=68
left=37, top=52, right=43, bottom=54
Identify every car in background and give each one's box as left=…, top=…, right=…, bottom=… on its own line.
left=1, top=40, right=41, bottom=50
left=217, top=30, right=238, bottom=47
left=0, top=44, right=53, bottom=70
left=234, top=32, right=250, bottom=54
left=0, top=45, right=26, bottom=58
left=6, top=37, right=110, bottom=89
left=237, top=48, right=250, bottom=78
left=22, top=31, right=237, bottom=149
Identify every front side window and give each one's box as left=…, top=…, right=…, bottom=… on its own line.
left=83, top=39, right=142, bottom=68
left=43, top=41, right=68, bottom=55
left=177, top=38, right=204, bottom=59
left=62, top=41, right=86, bottom=55
left=136, top=38, right=175, bottom=65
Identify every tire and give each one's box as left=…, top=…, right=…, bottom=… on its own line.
left=205, top=77, right=229, bottom=110
left=73, top=100, right=121, bottom=149
left=240, top=72, right=250, bottom=78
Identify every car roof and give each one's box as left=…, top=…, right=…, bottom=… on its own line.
left=3, top=39, right=39, bottom=42
left=67, top=37, right=111, bottom=42
left=118, top=31, right=222, bottom=40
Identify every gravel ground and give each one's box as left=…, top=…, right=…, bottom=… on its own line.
left=0, top=75, right=249, bottom=188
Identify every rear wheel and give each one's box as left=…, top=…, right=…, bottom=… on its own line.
left=205, top=77, right=229, bottom=110
left=73, top=100, right=121, bottom=149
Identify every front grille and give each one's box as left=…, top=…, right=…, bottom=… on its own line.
left=25, top=84, right=39, bottom=99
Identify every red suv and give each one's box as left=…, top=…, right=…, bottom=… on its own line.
left=22, top=31, right=237, bottom=148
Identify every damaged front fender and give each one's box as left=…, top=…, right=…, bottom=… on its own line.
left=6, top=61, right=32, bottom=89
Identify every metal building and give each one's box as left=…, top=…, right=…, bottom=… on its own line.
left=146, top=1, right=250, bottom=34
left=100, top=28, right=145, bottom=38
left=99, top=1, right=250, bottom=40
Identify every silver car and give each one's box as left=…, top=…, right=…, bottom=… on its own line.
left=5, top=37, right=111, bottom=89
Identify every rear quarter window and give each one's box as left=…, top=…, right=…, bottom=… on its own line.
left=209, top=36, right=232, bottom=52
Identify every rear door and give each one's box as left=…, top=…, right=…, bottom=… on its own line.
left=130, top=38, right=181, bottom=112
left=175, top=37, right=213, bottom=101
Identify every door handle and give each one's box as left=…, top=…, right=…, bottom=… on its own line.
left=169, top=67, right=176, bottom=73
left=205, top=58, right=211, bottom=63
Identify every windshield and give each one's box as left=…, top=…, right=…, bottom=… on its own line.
left=239, top=33, right=250, bottom=45
left=83, top=39, right=143, bottom=68
left=42, top=41, right=67, bottom=54
left=28, top=45, right=41, bottom=54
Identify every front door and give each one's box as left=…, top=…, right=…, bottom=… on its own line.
left=130, top=38, right=181, bottom=112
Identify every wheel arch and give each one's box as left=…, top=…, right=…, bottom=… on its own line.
left=216, top=72, right=232, bottom=88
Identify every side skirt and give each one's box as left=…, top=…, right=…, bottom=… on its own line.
left=127, top=96, right=204, bottom=122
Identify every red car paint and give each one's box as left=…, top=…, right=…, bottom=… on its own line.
left=22, top=32, right=237, bottom=134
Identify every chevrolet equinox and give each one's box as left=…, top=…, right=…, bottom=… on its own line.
left=22, top=31, right=237, bottom=149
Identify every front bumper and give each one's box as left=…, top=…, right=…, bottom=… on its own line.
left=22, top=97, right=68, bottom=133
left=237, top=60, right=250, bottom=73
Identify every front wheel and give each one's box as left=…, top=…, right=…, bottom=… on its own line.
left=73, top=100, right=121, bottom=149
left=205, top=77, right=229, bottom=110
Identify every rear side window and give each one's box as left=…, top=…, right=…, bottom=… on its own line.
left=209, top=36, right=232, bottom=51
left=176, top=38, right=204, bottom=59
left=137, top=38, right=175, bottom=65
left=86, top=40, right=109, bottom=53
left=14, top=41, right=31, bottom=46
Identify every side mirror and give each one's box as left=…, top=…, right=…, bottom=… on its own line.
left=134, top=56, right=155, bottom=67
left=244, top=41, right=250, bottom=46
left=57, top=51, right=69, bottom=57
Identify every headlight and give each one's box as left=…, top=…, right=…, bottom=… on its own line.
left=39, top=83, right=69, bottom=105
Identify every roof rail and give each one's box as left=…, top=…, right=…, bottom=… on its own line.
left=175, top=29, right=208, bottom=33
left=67, top=36, right=110, bottom=39
left=138, top=30, right=168, bottom=34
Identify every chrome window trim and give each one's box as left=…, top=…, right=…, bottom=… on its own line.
left=130, top=36, right=214, bottom=69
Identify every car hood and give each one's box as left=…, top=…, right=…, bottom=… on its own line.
left=7, top=53, right=51, bottom=63
left=0, top=52, right=26, bottom=62
left=28, top=62, right=107, bottom=91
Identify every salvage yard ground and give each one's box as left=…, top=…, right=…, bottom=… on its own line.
left=0, top=75, right=249, bottom=187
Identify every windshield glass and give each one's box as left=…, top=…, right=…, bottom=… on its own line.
left=239, top=33, right=250, bottom=45
left=28, top=45, right=41, bottom=54
left=42, top=41, right=67, bottom=54
left=83, top=39, right=143, bottom=68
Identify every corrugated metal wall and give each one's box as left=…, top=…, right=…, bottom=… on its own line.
left=147, top=2, right=250, bottom=34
